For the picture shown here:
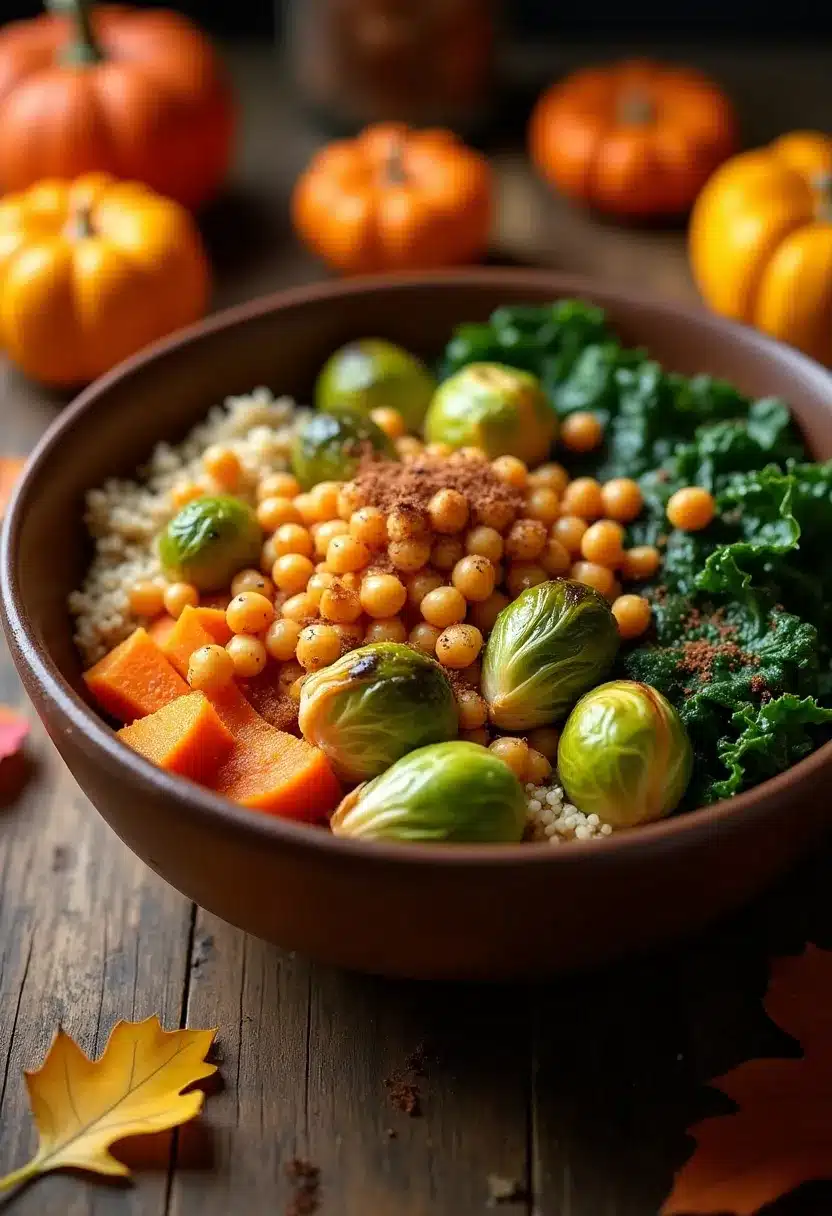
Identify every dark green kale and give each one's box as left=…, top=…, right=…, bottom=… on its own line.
left=439, top=300, right=611, bottom=385
left=622, top=589, right=830, bottom=806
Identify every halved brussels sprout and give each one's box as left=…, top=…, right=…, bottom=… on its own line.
left=159, top=495, right=261, bottom=592
left=424, top=363, right=557, bottom=465
left=298, top=642, right=458, bottom=783
left=331, top=741, right=527, bottom=843
left=315, top=339, right=437, bottom=432
left=291, top=411, right=395, bottom=490
left=558, top=680, right=693, bottom=828
left=481, top=580, right=619, bottom=730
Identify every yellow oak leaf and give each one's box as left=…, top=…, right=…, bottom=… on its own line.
left=0, top=1015, right=217, bottom=1193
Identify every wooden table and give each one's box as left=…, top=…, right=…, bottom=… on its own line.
left=2, top=43, right=832, bottom=1216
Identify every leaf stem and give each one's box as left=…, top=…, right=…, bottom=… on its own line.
left=47, top=0, right=104, bottom=66
left=0, top=1157, right=39, bottom=1194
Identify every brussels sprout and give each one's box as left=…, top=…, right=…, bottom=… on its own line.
left=481, top=580, right=619, bottom=730
left=315, top=339, right=436, bottom=432
left=558, top=680, right=693, bottom=828
left=331, top=741, right=527, bottom=843
left=159, top=495, right=261, bottom=592
left=298, top=642, right=458, bottom=782
left=291, top=411, right=395, bottom=491
left=424, top=363, right=557, bottom=465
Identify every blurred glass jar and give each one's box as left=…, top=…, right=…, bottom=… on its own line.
left=284, top=0, right=496, bottom=135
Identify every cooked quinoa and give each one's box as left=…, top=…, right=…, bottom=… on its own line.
left=524, top=777, right=614, bottom=844
left=69, top=389, right=305, bottom=666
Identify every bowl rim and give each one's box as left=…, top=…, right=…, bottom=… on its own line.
left=3, top=265, right=832, bottom=868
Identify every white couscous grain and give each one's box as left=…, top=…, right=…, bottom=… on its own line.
left=524, top=777, right=613, bottom=844
left=69, top=389, right=306, bottom=666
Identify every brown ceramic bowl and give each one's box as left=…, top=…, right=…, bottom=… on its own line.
left=4, top=269, right=832, bottom=980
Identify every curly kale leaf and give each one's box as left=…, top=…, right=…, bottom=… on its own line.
left=623, top=592, right=825, bottom=805
left=439, top=300, right=611, bottom=383
left=713, top=695, right=832, bottom=800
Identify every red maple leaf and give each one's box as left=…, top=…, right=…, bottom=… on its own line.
left=0, top=706, right=28, bottom=762
left=662, top=945, right=832, bottom=1215
left=0, top=456, right=25, bottom=519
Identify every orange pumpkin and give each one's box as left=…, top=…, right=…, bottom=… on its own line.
left=0, top=0, right=235, bottom=210
left=529, top=60, right=737, bottom=220
left=0, top=173, right=210, bottom=386
left=690, top=132, right=832, bottom=365
left=292, top=123, right=492, bottom=275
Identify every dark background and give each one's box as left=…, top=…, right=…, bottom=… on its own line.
left=4, top=0, right=832, bottom=38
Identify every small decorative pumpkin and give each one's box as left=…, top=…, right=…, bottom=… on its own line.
left=529, top=60, right=737, bottom=220
left=0, top=173, right=210, bottom=386
left=0, top=0, right=235, bottom=209
left=690, top=132, right=832, bottom=364
left=292, top=122, right=492, bottom=274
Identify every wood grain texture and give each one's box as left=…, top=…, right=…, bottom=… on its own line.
left=2, top=40, right=832, bottom=1216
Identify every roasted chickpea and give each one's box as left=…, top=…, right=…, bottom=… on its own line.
left=226, top=591, right=275, bottom=635
left=281, top=591, right=319, bottom=623
left=370, top=407, right=406, bottom=439
left=529, top=462, right=569, bottom=494
left=431, top=536, right=465, bottom=572
left=622, top=545, right=661, bottom=581
left=467, top=590, right=510, bottom=634
left=396, top=436, right=424, bottom=462
left=349, top=506, right=388, bottom=549
left=427, top=488, right=469, bottom=534
left=364, top=617, right=408, bottom=644
left=203, top=445, right=241, bottom=491
left=580, top=520, right=625, bottom=569
left=406, top=569, right=444, bottom=609
left=667, top=486, right=716, bottom=531
left=524, top=748, right=553, bottom=785
left=601, top=478, right=643, bottom=523
left=296, top=623, right=342, bottom=671
left=326, top=535, right=371, bottom=574
left=360, top=573, right=407, bottom=618
left=435, top=623, right=483, bottom=669
left=612, top=594, right=652, bottom=639
left=505, top=518, right=547, bottom=561
left=128, top=580, right=165, bottom=618
left=464, top=525, right=504, bottom=563
left=523, top=487, right=560, bottom=526
left=552, top=515, right=588, bottom=555
left=527, top=726, right=560, bottom=761
left=562, top=477, right=604, bottom=520
left=452, top=555, right=496, bottom=602
left=163, top=582, right=198, bottom=619
left=408, top=621, right=443, bottom=655
left=506, top=563, right=548, bottom=597
left=420, top=585, right=467, bottom=628
left=455, top=687, right=488, bottom=730
left=258, top=472, right=300, bottom=501
left=265, top=617, right=302, bottom=662
left=226, top=634, right=268, bottom=678
left=491, top=455, right=528, bottom=489
left=273, top=523, right=314, bottom=558
left=231, top=568, right=275, bottom=599
left=387, top=504, right=429, bottom=543
left=560, top=412, right=603, bottom=453
left=187, top=643, right=235, bottom=692
left=272, top=553, right=316, bottom=597
left=319, top=582, right=363, bottom=624
left=388, top=537, right=432, bottom=573
left=540, top=537, right=571, bottom=576
left=313, top=518, right=349, bottom=559
left=489, top=736, right=529, bottom=778
left=570, top=560, right=616, bottom=599
left=257, top=497, right=303, bottom=531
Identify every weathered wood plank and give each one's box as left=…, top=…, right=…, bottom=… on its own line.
left=168, top=911, right=531, bottom=1215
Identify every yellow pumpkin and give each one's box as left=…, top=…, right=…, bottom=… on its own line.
left=690, top=132, right=832, bottom=364
left=0, top=173, right=210, bottom=386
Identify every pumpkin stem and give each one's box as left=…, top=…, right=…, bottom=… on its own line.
left=617, top=92, right=656, bottom=125
left=812, top=172, right=832, bottom=221
left=47, top=0, right=104, bottom=66
left=68, top=203, right=96, bottom=241
left=385, top=141, right=408, bottom=186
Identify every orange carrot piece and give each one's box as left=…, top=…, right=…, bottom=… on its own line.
left=118, top=692, right=235, bottom=784
left=148, top=614, right=177, bottom=648
left=215, top=733, right=341, bottom=822
left=84, top=627, right=188, bottom=724
left=206, top=685, right=340, bottom=821
left=161, top=605, right=231, bottom=677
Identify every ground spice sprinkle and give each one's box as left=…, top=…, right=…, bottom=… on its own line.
left=353, top=454, right=523, bottom=523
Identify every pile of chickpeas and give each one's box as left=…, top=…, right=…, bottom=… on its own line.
left=127, top=406, right=717, bottom=789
